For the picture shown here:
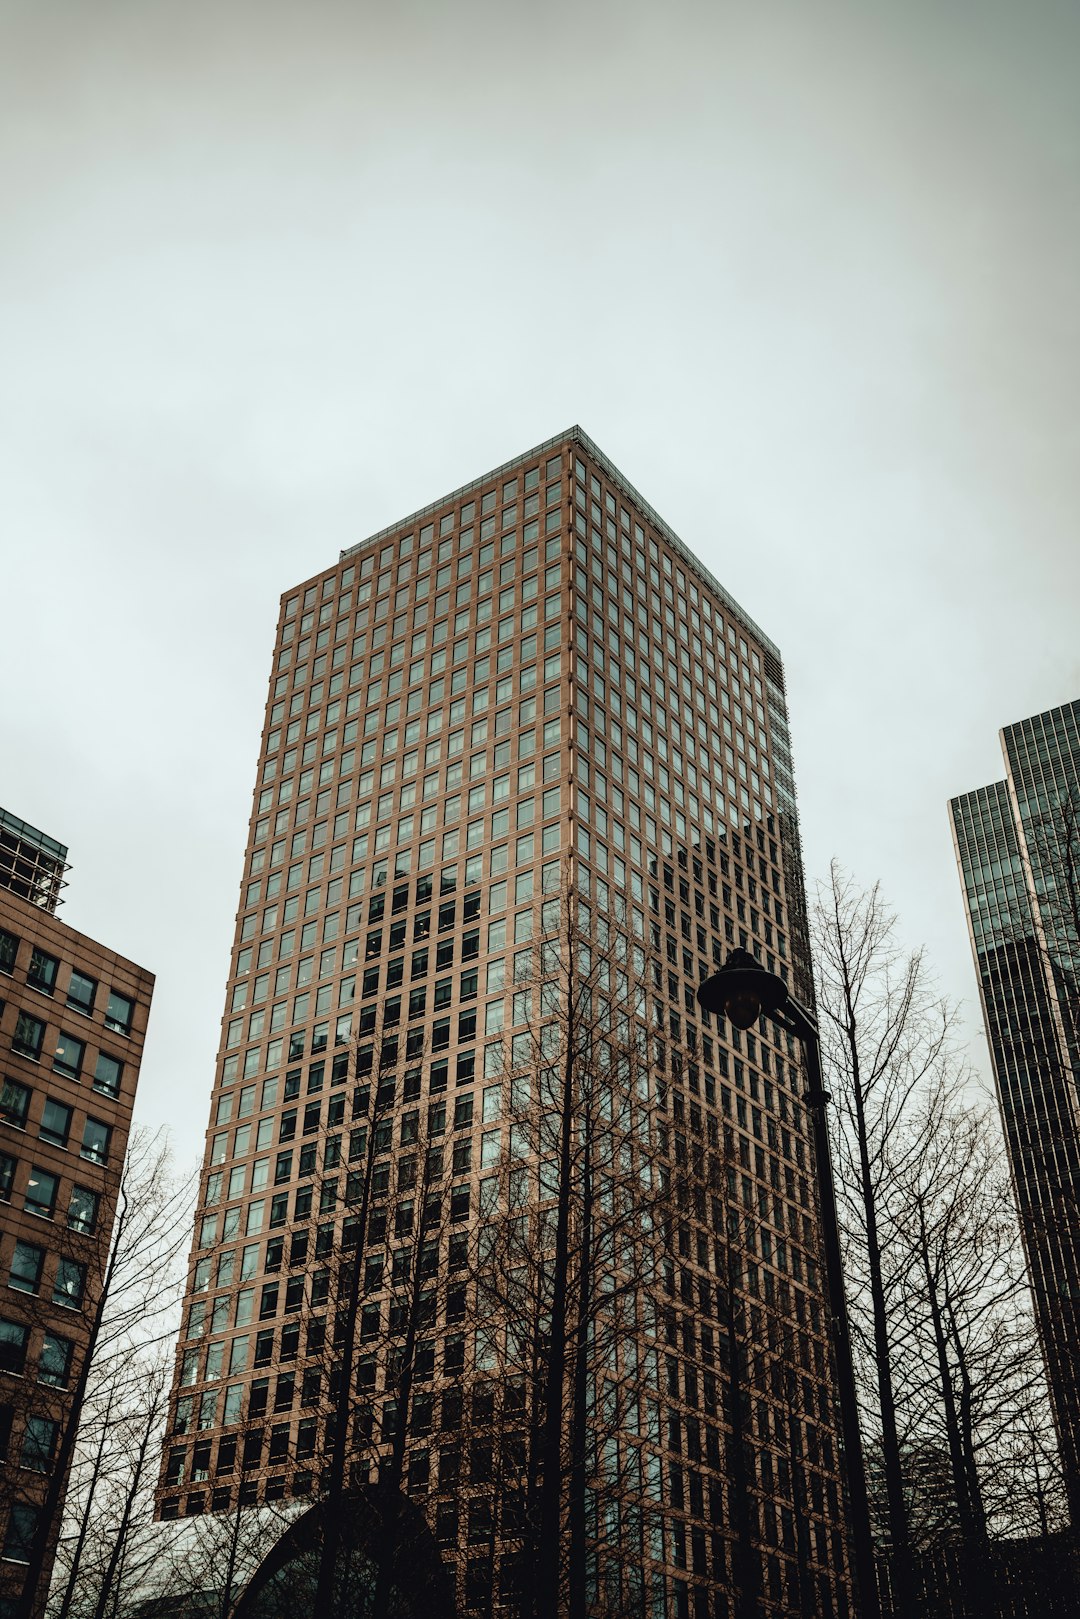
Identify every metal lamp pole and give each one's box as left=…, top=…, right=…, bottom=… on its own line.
left=697, top=950, right=880, bottom=1619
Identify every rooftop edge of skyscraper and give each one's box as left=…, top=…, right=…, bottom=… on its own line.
left=338, top=424, right=783, bottom=674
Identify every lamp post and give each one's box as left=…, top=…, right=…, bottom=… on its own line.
left=697, top=949, right=880, bottom=1619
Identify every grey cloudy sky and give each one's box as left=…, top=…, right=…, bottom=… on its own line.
left=2, top=0, right=1078, bottom=1169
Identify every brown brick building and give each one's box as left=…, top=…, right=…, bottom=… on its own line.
left=0, top=809, right=154, bottom=1605
left=157, top=428, right=854, bottom=1616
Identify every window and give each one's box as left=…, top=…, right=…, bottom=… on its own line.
left=12, top=1013, right=45, bottom=1061
left=20, top=1415, right=58, bottom=1473
left=24, top=1167, right=59, bottom=1219
left=0, top=1078, right=30, bottom=1129
left=9, top=1241, right=45, bottom=1294
left=27, top=949, right=59, bottom=995
left=104, top=990, right=134, bottom=1036
left=39, top=1332, right=74, bottom=1388
left=68, top=1185, right=99, bottom=1233
left=53, top=1258, right=87, bottom=1309
left=92, top=1052, right=122, bottom=1098
left=0, top=1153, right=13, bottom=1201
left=80, top=1118, right=111, bottom=1165
left=52, top=1031, right=85, bottom=1079
left=39, top=1098, right=72, bottom=1147
left=3, top=1500, right=39, bottom=1563
left=0, top=1318, right=28, bottom=1375
left=66, top=970, right=97, bottom=1015
left=0, top=928, right=18, bottom=975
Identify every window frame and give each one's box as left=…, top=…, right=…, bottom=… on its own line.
left=0, top=1077, right=31, bottom=1129
left=104, top=990, right=134, bottom=1036
left=24, top=1165, right=60, bottom=1220
left=9, top=1240, right=46, bottom=1295
left=12, top=1012, right=45, bottom=1062
left=39, top=1097, right=72, bottom=1148
left=66, top=970, right=97, bottom=1016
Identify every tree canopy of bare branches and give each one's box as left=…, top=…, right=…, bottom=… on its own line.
left=811, top=863, right=1065, bottom=1616
left=7, top=1130, right=193, bottom=1619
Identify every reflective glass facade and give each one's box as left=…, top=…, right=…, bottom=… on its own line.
left=950, top=699, right=1080, bottom=1520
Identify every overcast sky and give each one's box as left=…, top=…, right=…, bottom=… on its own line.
left=2, top=0, right=1078, bottom=1171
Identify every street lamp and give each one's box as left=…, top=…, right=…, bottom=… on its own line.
left=697, top=949, right=880, bottom=1619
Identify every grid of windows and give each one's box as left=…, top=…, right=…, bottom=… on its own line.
left=0, top=871, right=150, bottom=1587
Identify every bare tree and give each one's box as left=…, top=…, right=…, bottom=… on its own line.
left=468, top=870, right=674, bottom=1619
left=71, top=1357, right=170, bottom=1619
left=812, top=863, right=1067, bottom=1614
left=309, top=1025, right=401, bottom=1615
left=295, top=1022, right=467, bottom=1616
left=890, top=1088, right=1051, bottom=1545
left=148, top=1426, right=297, bottom=1619
left=811, top=863, right=959, bottom=1613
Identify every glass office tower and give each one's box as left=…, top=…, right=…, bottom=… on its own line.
left=950, top=700, right=1080, bottom=1523
left=159, top=428, right=853, bottom=1617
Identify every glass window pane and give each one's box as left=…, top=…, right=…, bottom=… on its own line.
left=67, top=970, right=96, bottom=1014
left=27, top=949, right=59, bottom=993
left=53, top=1031, right=85, bottom=1078
left=80, top=1118, right=110, bottom=1164
left=52, top=1257, right=86, bottom=1308
left=67, top=1185, right=99, bottom=1233
left=20, top=1415, right=58, bottom=1472
left=9, top=1240, right=44, bottom=1293
left=1, top=1078, right=30, bottom=1128
left=92, top=1052, right=122, bottom=1097
left=104, top=990, right=134, bottom=1035
left=0, top=1317, right=29, bottom=1374
left=39, top=1332, right=74, bottom=1387
left=40, top=1098, right=72, bottom=1146
left=25, top=1167, right=59, bottom=1218
left=12, top=1012, right=44, bottom=1059
left=3, top=1501, right=40, bottom=1562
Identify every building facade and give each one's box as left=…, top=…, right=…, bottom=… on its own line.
left=158, top=428, right=854, bottom=1616
left=950, top=700, right=1080, bottom=1523
left=0, top=809, right=154, bottom=1604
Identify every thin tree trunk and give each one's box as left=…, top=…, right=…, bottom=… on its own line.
left=87, top=1381, right=159, bottom=1619
left=523, top=1257, right=550, bottom=1619
left=718, top=1205, right=763, bottom=1619
left=915, top=1199, right=976, bottom=1541
left=847, top=1034, right=916, bottom=1615
left=216, top=1504, right=247, bottom=1619
left=568, top=1109, right=593, bottom=1619
left=311, top=1057, right=382, bottom=1619
left=945, top=1298, right=987, bottom=1541
left=534, top=988, right=578, bottom=1619
left=54, top=1384, right=118, bottom=1619
left=12, top=1187, right=129, bottom=1619
left=370, top=1151, right=436, bottom=1619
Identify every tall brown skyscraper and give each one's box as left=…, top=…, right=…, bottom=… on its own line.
left=158, top=428, right=853, bottom=1617
left=0, top=809, right=154, bottom=1606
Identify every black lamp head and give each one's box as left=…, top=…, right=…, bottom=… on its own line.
left=696, top=948, right=789, bottom=1030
